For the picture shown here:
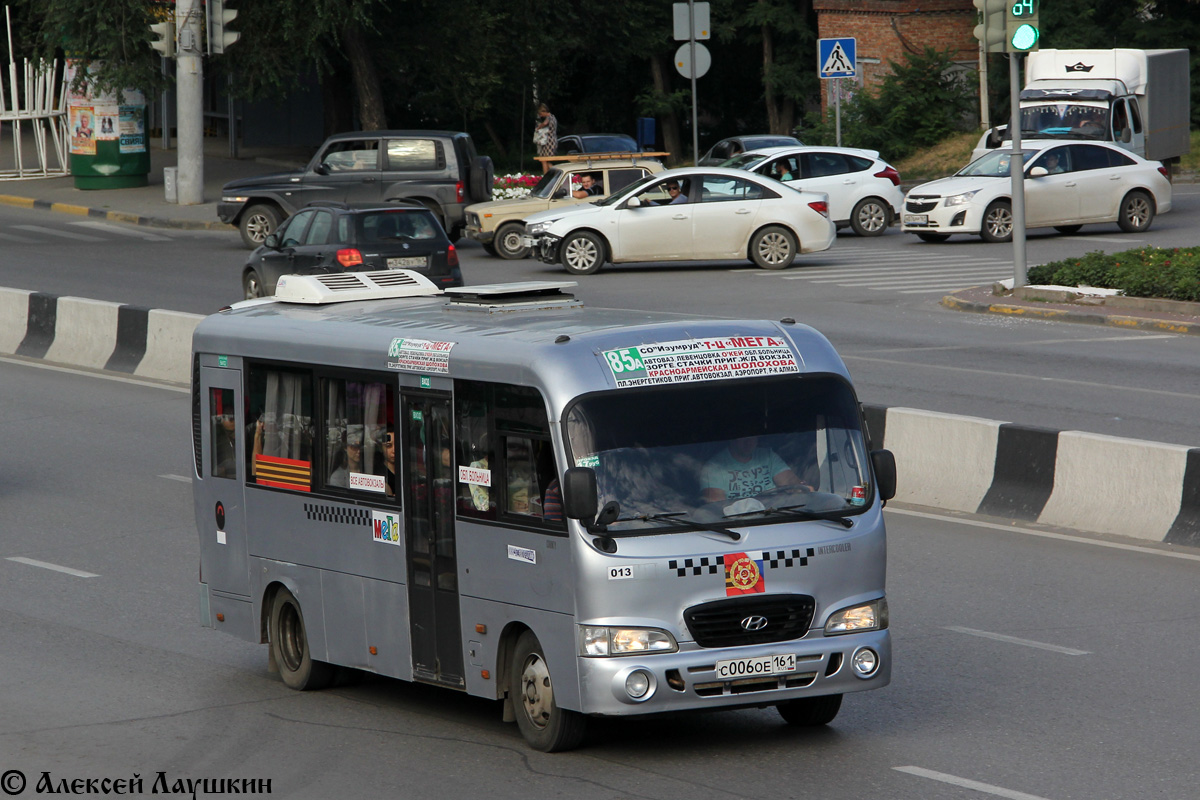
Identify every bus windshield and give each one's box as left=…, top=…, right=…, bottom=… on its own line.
left=566, top=375, right=873, bottom=532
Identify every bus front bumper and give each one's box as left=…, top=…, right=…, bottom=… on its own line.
left=575, top=629, right=890, bottom=716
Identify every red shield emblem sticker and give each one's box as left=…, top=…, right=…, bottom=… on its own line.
left=724, top=552, right=765, bottom=596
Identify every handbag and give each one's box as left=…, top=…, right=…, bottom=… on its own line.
left=533, top=127, right=550, bottom=147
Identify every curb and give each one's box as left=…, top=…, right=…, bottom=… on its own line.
left=4, top=283, right=1198, bottom=549
left=0, top=193, right=234, bottom=232
left=940, top=292, right=1200, bottom=336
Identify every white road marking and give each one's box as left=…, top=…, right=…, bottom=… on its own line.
left=0, top=231, right=38, bottom=242
left=0, top=355, right=189, bottom=393
left=843, top=354, right=1200, bottom=401
left=863, top=333, right=1177, bottom=355
left=7, top=557, right=99, bottom=578
left=13, top=224, right=105, bottom=241
left=70, top=220, right=173, bottom=241
left=894, top=766, right=1054, bottom=800
left=887, top=507, right=1200, bottom=563
left=159, top=474, right=192, bottom=483
left=945, top=626, right=1090, bottom=656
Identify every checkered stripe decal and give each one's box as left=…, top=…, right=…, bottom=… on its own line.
left=669, top=555, right=725, bottom=577
left=304, top=502, right=372, bottom=526
left=668, top=548, right=815, bottom=577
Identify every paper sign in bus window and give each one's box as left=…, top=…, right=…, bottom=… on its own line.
left=387, top=337, right=455, bottom=373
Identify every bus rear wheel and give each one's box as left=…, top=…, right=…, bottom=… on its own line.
left=511, top=630, right=586, bottom=752
left=270, top=587, right=334, bottom=691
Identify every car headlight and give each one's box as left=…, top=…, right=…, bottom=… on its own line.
left=824, top=598, right=889, bottom=635
left=526, top=220, right=559, bottom=236
left=580, top=626, right=678, bottom=656
left=222, top=195, right=249, bottom=203
left=943, top=191, right=979, bottom=207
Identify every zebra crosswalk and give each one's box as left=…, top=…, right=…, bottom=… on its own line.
left=734, top=244, right=1018, bottom=293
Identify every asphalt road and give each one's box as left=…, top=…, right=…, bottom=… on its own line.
left=1, top=187, right=1199, bottom=445
left=2, top=357, right=1199, bottom=797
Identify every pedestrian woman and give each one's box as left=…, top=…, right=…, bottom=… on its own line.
left=534, top=103, right=558, bottom=173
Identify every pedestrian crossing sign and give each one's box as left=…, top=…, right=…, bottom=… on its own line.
left=818, top=38, right=856, bottom=79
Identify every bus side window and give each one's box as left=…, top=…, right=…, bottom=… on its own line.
left=321, top=376, right=393, bottom=496
left=210, top=388, right=237, bottom=479
left=246, top=364, right=314, bottom=491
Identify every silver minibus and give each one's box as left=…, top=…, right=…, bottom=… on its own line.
left=191, top=270, right=896, bottom=751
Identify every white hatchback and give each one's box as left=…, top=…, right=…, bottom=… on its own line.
left=723, top=146, right=905, bottom=236
left=522, top=167, right=836, bottom=275
left=902, top=140, right=1172, bottom=243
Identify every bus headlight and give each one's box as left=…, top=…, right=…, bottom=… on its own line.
left=824, top=598, right=888, bottom=635
left=580, top=626, right=678, bottom=656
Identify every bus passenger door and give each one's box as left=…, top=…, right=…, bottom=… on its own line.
left=401, top=392, right=464, bottom=688
left=199, top=366, right=250, bottom=597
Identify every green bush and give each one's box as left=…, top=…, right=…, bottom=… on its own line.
left=1027, top=247, right=1200, bottom=302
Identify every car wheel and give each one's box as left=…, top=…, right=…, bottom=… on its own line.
left=777, top=694, right=843, bottom=726
left=916, top=232, right=951, bottom=243
left=480, top=242, right=498, bottom=256
left=1054, top=225, right=1083, bottom=234
left=242, top=269, right=264, bottom=300
left=510, top=630, right=586, bottom=752
left=850, top=197, right=891, bottom=236
left=1117, top=190, right=1155, bottom=233
left=495, top=222, right=530, bottom=260
left=560, top=231, right=606, bottom=275
left=269, top=587, right=334, bottom=691
left=980, top=200, right=1013, bottom=243
left=239, top=204, right=281, bottom=249
left=750, top=225, right=797, bottom=270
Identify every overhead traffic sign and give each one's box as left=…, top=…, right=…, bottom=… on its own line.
left=818, top=38, right=856, bottom=79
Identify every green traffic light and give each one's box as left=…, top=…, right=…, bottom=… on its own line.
left=1010, top=23, right=1039, bottom=51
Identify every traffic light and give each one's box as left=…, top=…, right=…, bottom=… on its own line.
left=973, top=0, right=1009, bottom=54
left=149, top=19, right=176, bottom=59
left=208, top=0, right=240, bottom=54
left=1006, top=0, right=1040, bottom=52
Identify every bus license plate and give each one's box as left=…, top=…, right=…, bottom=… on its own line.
left=715, top=653, right=796, bottom=679
left=903, top=214, right=928, bottom=226
left=388, top=256, right=427, bottom=268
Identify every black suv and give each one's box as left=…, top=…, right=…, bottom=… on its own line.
left=241, top=203, right=464, bottom=299
left=219, top=130, right=494, bottom=248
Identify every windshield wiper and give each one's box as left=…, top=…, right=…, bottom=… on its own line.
left=723, top=503, right=855, bottom=528
left=609, top=511, right=742, bottom=541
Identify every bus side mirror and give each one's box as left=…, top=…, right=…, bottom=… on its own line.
left=871, top=449, right=897, bottom=502
left=563, top=467, right=598, bottom=520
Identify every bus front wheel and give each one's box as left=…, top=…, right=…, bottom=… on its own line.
left=269, top=587, right=334, bottom=691
left=510, top=631, right=586, bottom=752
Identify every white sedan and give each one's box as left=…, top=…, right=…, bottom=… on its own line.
left=902, top=140, right=1172, bottom=243
left=522, top=167, right=836, bottom=275
left=723, top=145, right=905, bottom=236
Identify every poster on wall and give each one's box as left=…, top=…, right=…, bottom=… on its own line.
left=94, top=105, right=119, bottom=141
left=118, top=105, right=146, bottom=153
left=69, top=106, right=96, bottom=155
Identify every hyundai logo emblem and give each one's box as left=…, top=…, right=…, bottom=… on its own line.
left=741, top=615, right=769, bottom=631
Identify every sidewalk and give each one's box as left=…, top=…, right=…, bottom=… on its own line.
left=943, top=283, right=1200, bottom=334
left=0, top=136, right=311, bottom=231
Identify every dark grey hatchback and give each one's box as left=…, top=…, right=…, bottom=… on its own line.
left=241, top=204, right=463, bottom=299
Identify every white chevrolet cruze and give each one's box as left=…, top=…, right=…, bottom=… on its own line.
left=522, top=166, right=836, bottom=275
left=902, top=140, right=1172, bottom=243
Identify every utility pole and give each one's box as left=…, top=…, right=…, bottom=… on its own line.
left=175, top=0, right=204, bottom=205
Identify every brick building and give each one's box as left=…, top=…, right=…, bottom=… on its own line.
left=814, top=0, right=979, bottom=110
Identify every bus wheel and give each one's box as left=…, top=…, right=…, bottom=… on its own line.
left=511, top=631, right=586, bottom=752
left=777, top=694, right=843, bottom=726
left=270, top=587, right=334, bottom=691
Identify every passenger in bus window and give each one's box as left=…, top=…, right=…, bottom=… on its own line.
left=536, top=443, right=563, bottom=522
left=383, top=430, right=396, bottom=496
left=213, top=410, right=237, bottom=479
left=699, top=436, right=808, bottom=503
left=327, top=428, right=363, bottom=488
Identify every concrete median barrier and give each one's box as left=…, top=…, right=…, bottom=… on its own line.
left=2, top=285, right=1199, bottom=548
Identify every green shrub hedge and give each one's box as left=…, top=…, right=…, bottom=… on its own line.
left=1026, top=247, right=1200, bottom=302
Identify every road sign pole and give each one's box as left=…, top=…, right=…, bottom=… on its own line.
left=835, top=79, right=842, bottom=147
left=690, top=0, right=698, bottom=165
left=1010, top=53, right=1027, bottom=287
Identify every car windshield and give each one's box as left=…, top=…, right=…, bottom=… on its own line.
left=747, top=137, right=802, bottom=149
left=358, top=210, right=441, bottom=242
left=566, top=375, right=873, bottom=532
left=530, top=168, right=565, bottom=199
left=957, top=148, right=1039, bottom=177
left=1018, top=103, right=1111, bottom=139
left=721, top=153, right=768, bottom=169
